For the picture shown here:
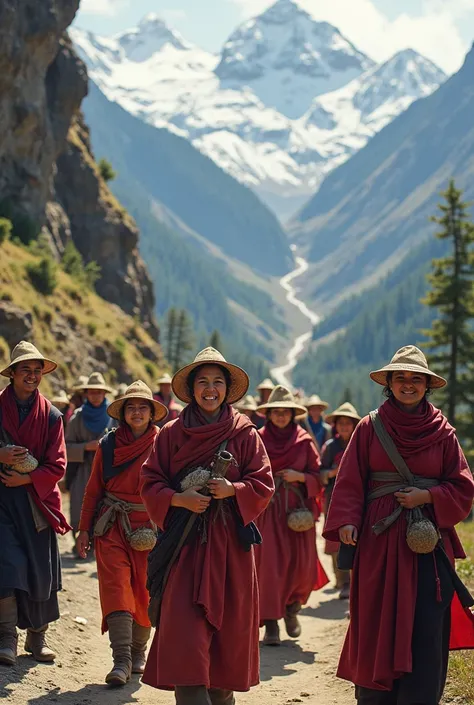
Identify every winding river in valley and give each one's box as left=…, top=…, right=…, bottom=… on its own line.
left=271, top=247, right=320, bottom=388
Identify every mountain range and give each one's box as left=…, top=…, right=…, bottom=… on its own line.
left=71, top=0, right=445, bottom=217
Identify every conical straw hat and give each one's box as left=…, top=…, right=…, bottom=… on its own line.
left=304, top=394, right=329, bottom=410
left=157, top=373, right=173, bottom=385
left=1, top=340, right=57, bottom=377
left=50, top=389, right=70, bottom=407
left=326, top=402, right=361, bottom=424
left=82, top=372, right=114, bottom=394
left=108, top=380, right=168, bottom=422
left=172, top=347, right=249, bottom=405
left=256, top=378, right=275, bottom=391
left=256, top=385, right=307, bottom=416
left=235, top=395, right=257, bottom=412
left=370, top=346, right=446, bottom=389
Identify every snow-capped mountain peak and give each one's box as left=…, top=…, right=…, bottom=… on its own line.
left=215, top=0, right=375, bottom=118
left=115, top=13, right=190, bottom=62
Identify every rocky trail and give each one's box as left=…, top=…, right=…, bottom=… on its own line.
left=0, top=524, right=353, bottom=705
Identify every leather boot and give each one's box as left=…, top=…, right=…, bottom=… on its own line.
left=331, top=554, right=340, bottom=588
left=131, top=622, right=151, bottom=674
left=209, top=689, right=235, bottom=705
left=175, top=686, right=212, bottom=704
left=284, top=601, right=302, bottom=638
left=0, top=596, right=18, bottom=666
left=25, top=625, right=56, bottom=662
left=105, top=611, right=133, bottom=686
left=263, top=620, right=281, bottom=646
left=339, top=572, right=351, bottom=600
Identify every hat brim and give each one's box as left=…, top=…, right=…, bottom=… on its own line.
left=370, top=364, right=447, bottom=389
left=107, top=393, right=168, bottom=422
left=326, top=411, right=361, bottom=424
left=83, top=384, right=115, bottom=394
left=305, top=401, right=329, bottom=410
left=256, top=400, right=308, bottom=416
left=1, top=354, right=57, bottom=377
left=172, top=359, right=249, bottom=405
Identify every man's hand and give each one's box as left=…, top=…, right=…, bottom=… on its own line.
left=171, top=487, right=212, bottom=513
left=277, top=469, right=305, bottom=483
left=208, top=478, right=235, bottom=499
left=339, top=524, right=358, bottom=545
left=75, top=531, right=90, bottom=559
left=0, top=469, right=33, bottom=487
left=0, top=445, right=28, bottom=466
left=394, top=487, right=432, bottom=509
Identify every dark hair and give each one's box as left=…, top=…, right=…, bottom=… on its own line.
left=266, top=408, right=297, bottom=424
left=333, top=416, right=358, bottom=432
left=383, top=372, right=432, bottom=398
left=186, top=364, right=232, bottom=402
left=119, top=398, right=155, bottom=425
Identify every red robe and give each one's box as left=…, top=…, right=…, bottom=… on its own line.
left=256, top=422, right=329, bottom=622
left=0, top=386, right=69, bottom=534
left=324, top=398, right=474, bottom=691
left=140, top=404, right=274, bottom=692
left=78, top=424, right=157, bottom=632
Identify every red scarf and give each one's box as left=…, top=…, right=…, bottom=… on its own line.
left=260, top=421, right=312, bottom=473
left=0, top=386, right=51, bottom=459
left=172, top=403, right=252, bottom=473
left=378, top=397, right=454, bottom=457
left=113, top=423, right=157, bottom=466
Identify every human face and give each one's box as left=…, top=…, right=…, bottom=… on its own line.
left=269, top=408, right=293, bottom=429
left=193, top=365, right=227, bottom=415
left=159, top=382, right=172, bottom=398
left=10, top=360, right=44, bottom=399
left=85, top=389, right=106, bottom=407
left=389, top=371, right=428, bottom=411
left=308, top=405, right=324, bottom=422
left=124, top=399, right=152, bottom=436
left=335, top=416, right=356, bottom=442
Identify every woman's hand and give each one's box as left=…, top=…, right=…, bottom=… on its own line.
left=0, top=470, right=32, bottom=487
left=208, top=477, right=235, bottom=499
left=75, top=531, right=90, bottom=559
left=339, top=524, right=358, bottom=545
left=0, top=445, right=28, bottom=466
left=277, top=469, right=305, bottom=483
left=171, top=487, right=212, bottom=513
left=394, top=487, right=432, bottom=509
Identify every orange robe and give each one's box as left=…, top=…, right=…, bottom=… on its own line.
left=79, top=424, right=157, bottom=632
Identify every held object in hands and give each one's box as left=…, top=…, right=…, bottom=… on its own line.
left=4, top=445, right=38, bottom=474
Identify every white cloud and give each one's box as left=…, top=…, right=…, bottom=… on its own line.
left=228, top=0, right=470, bottom=73
left=80, top=0, right=128, bottom=17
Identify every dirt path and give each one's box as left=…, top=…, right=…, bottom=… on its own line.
left=0, top=528, right=353, bottom=705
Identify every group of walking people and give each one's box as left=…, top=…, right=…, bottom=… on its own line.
left=1, top=338, right=474, bottom=705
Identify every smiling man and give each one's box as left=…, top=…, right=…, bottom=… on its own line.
left=0, top=340, right=69, bottom=667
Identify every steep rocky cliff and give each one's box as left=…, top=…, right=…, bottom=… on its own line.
left=0, top=0, right=158, bottom=338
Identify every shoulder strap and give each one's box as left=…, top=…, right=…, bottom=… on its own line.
left=48, top=405, right=63, bottom=427
left=369, top=410, right=414, bottom=485
left=100, top=430, right=117, bottom=481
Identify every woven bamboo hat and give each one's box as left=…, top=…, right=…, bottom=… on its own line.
left=235, top=394, right=257, bottom=412
left=370, top=346, right=446, bottom=389
left=256, top=385, right=307, bottom=415
left=157, top=373, right=173, bottom=385
left=108, top=380, right=168, bottom=422
left=50, top=389, right=70, bottom=408
left=257, top=378, right=275, bottom=392
left=326, top=402, right=361, bottom=424
left=1, top=340, right=57, bottom=377
left=82, top=372, right=114, bottom=394
left=172, top=347, right=249, bottom=405
left=305, top=394, right=329, bottom=410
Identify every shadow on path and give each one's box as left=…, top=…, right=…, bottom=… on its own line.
left=260, top=639, right=317, bottom=681
left=301, top=598, right=348, bottom=621
left=0, top=655, right=55, bottom=699
left=24, top=677, right=146, bottom=705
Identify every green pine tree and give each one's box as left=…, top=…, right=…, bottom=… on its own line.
left=422, top=180, right=474, bottom=430
left=209, top=329, right=223, bottom=353
left=164, top=307, right=178, bottom=367
left=172, top=309, right=195, bottom=372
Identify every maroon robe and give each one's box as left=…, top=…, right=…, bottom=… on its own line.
left=324, top=398, right=474, bottom=691
left=140, top=404, right=274, bottom=692
left=0, top=386, right=69, bottom=534
left=256, top=422, right=329, bottom=622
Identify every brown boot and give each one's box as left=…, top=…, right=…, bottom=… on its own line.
left=175, top=686, right=212, bottom=704
left=25, top=625, right=56, bottom=662
left=209, top=689, right=235, bottom=704
left=263, top=620, right=281, bottom=646
left=131, top=622, right=151, bottom=674
left=105, top=611, right=133, bottom=686
left=339, top=573, right=351, bottom=600
left=0, top=596, right=18, bottom=667
left=284, top=601, right=302, bottom=638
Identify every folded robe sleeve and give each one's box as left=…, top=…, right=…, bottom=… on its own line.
left=323, top=419, right=370, bottom=543
left=30, top=417, right=67, bottom=501
left=78, top=447, right=106, bottom=532
left=141, top=427, right=176, bottom=531
left=232, top=427, right=274, bottom=526
left=430, top=435, right=474, bottom=528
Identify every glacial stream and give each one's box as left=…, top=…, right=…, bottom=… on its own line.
left=271, top=250, right=320, bottom=388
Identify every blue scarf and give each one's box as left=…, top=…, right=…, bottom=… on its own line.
left=307, top=417, right=327, bottom=449
left=81, top=399, right=110, bottom=436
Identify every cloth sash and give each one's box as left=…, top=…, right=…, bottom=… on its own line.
left=94, top=491, right=148, bottom=539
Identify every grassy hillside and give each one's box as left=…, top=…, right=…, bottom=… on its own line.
left=0, top=240, right=165, bottom=395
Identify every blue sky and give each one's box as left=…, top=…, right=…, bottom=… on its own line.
left=76, top=0, right=474, bottom=73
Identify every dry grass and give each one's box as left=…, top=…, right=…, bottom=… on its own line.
left=445, top=518, right=474, bottom=704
